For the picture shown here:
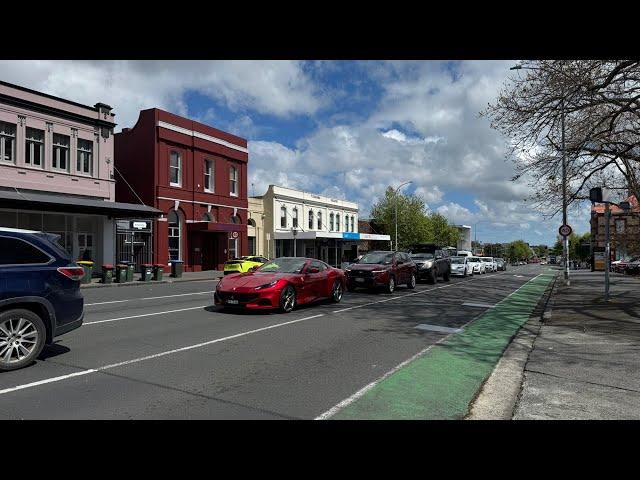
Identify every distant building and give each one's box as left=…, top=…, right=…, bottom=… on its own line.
left=591, top=195, right=640, bottom=264
left=455, top=224, right=472, bottom=251
left=247, top=196, right=265, bottom=257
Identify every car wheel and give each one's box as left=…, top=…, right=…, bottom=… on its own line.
left=386, top=276, right=396, bottom=294
left=443, top=269, right=451, bottom=282
left=407, top=273, right=416, bottom=289
left=0, top=309, right=46, bottom=372
left=279, top=285, right=296, bottom=313
left=463, top=268, right=467, bottom=277
left=331, top=280, right=344, bottom=303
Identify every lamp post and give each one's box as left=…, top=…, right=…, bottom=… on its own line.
left=511, top=63, right=570, bottom=285
left=393, top=181, right=412, bottom=252
left=291, top=227, right=298, bottom=257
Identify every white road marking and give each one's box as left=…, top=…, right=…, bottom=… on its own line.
left=414, top=324, right=464, bottom=334
left=462, top=302, right=496, bottom=309
left=84, top=306, right=209, bottom=325
left=315, top=271, right=545, bottom=420
left=85, top=291, right=211, bottom=306
left=0, top=313, right=325, bottom=397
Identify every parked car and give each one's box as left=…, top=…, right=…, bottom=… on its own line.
left=495, top=258, right=507, bottom=271
left=450, top=256, right=473, bottom=277
left=215, top=257, right=345, bottom=313
left=468, top=256, right=486, bottom=274
left=456, top=250, right=473, bottom=257
left=345, top=251, right=417, bottom=293
left=480, top=256, right=496, bottom=272
left=407, top=244, right=452, bottom=284
left=625, top=257, right=640, bottom=275
left=0, top=227, right=85, bottom=372
left=223, top=255, right=270, bottom=275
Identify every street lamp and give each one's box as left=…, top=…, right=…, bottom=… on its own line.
left=510, top=63, right=570, bottom=286
left=393, top=181, right=412, bottom=252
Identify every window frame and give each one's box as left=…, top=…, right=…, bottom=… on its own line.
left=169, top=150, right=182, bottom=187
left=308, top=210, right=314, bottom=230
left=280, top=205, right=287, bottom=228
left=25, top=127, right=44, bottom=168
left=229, top=164, right=238, bottom=197
left=317, top=211, right=322, bottom=230
left=329, top=213, right=334, bottom=231
left=167, top=210, right=182, bottom=262
left=204, top=159, right=214, bottom=192
left=0, top=121, right=16, bottom=164
left=292, top=207, right=298, bottom=228
left=76, top=138, right=93, bottom=176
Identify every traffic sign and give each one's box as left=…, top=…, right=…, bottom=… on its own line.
left=559, top=224, right=572, bottom=237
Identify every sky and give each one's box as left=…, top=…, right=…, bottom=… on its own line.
left=0, top=60, right=592, bottom=246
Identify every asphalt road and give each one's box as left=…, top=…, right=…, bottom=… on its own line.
left=0, top=264, right=545, bottom=419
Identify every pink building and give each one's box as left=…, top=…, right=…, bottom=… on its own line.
left=0, top=80, right=160, bottom=271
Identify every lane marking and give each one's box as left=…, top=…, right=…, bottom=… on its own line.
left=85, top=291, right=211, bottom=306
left=462, top=302, right=496, bottom=309
left=315, top=272, right=545, bottom=420
left=0, top=313, right=325, bottom=397
left=414, top=324, right=464, bottom=334
left=84, top=306, right=209, bottom=325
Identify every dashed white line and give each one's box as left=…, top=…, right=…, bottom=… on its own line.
left=84, top=305, right=209, bottom=325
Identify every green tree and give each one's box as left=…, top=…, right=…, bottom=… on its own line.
left=507, top=240, right=531, bottom=262
left=424, top=212, right=460, bottom=247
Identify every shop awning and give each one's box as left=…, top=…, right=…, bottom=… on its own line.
left=0, top=190, right=162, bottom=218
left=188, top=221, right=247, bottom=232
left=273, top=231, right=390, bottom=241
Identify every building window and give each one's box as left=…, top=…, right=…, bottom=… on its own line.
left=230, top=215, right=241, bottom=224
left=204, top=159, right=214, bottom=192
left=25, top=127, right=44, bottom=168
left=345, top=215, right=349, bottom=232
left=248, top=236, right=256, bottom=255
left=309, top=210, right=314, bottom=230
left=0, top=122, right=15, bottom=164
left=330, top=213, right=334, bottom=231
left=228, top=237, right=238, bottom=260
left=317, top=211, right=322, bottom=230
left=351, top=216, right=355, bottom=232
left=281, top=205, right=287, bottom=228
left=169, top=151, right=182, bottom=186
left=168, top=210, right=181, bottom=261
left=336, top=214, right=340, bottom=231
left=292, top=207, right=298, bottom=228
left=52, top=133, right=70, bottom=171
left=77, top=138, right=93, bottom=175
left=230, top=165, right=238, bottom=196
left=78, top=233, right=94, bottom=261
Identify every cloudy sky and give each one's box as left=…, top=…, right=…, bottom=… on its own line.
left=1, top=60, right=591, bottom=245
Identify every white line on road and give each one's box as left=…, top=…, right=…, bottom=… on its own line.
left=85, top=291, right=211, bottom=306
left=84, top=305, right=209, bottom=325
left=462, top=302, right=496, bottom=309
left=0, top=313, right=325, bottom=397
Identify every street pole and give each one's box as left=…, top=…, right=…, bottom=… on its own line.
left=604, top=202, right=611, bottom=301
left=393, top=181, right=411, bottom=253
left=561, top=90, right=570, bottom=286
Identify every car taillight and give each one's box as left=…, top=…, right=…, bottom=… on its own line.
left=57, top=266, right=85, bottom=281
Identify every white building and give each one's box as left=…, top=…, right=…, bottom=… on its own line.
left=455, top=224, right=472, bottom=252
left=251, top=185, right=389, bottom=267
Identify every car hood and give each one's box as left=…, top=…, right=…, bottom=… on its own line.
left=218, top=272, right=297, bottom=289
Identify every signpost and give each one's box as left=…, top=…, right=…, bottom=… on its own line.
left=559, top=224, right=572, bottom=237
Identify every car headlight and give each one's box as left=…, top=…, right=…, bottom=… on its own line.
left=255, top=280, right=279, bottom=290
left=421, top=261, right=433, bottom=269
left=345, top=268, right=352, bottom=272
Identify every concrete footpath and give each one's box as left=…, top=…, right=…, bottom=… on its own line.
left=470, top=269, right=640, bottom=420
left=81, top=269, right=223, bottom=288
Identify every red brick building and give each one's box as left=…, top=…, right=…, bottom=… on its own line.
left=114, top=108, right=248, bottom=272
left=591, top=195, right=640, bottom=262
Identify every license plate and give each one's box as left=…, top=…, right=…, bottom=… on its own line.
left=226, top=299, right=239, bottom=304
left=355, top=278, right=365, bottom=283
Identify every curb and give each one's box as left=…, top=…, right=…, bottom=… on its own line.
left=466, top=270, right=560, bottom=420
left=81, top=276, right=222, bottom=289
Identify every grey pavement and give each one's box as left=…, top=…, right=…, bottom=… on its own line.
left=81, top=269, right=223, bottom=288
left=0, top=264, right=542, bottom=419
left=514, top=270, right=640, bottom=420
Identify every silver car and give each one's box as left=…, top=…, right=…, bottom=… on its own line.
left=468, top=256, right=486, bottom=274
left=480, top=257, right=496, bottom=272
left=450, top=256, right=473, bottom=277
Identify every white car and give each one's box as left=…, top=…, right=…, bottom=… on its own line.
left=450, top=256, right=473, bottom=277
left=468, top=256, right=486, bottom=274
left=456, top=250, right=473, bottom=257
left=480, top=257, right=496, bottom=272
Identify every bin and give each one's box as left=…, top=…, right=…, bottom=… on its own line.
left=101, top=264, right=114, bottom=284
left=140, top=264, right=153, bottom=282
left=77, top=261, right=94, bottom=284
left=125, top=262, right=135, bottom=282
left=153, top=264, right=165, bottom=281
left=170, top=260, right=184, bottom=278
left=115, top=264, right=128, bottom=283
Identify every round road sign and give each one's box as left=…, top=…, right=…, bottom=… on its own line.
left=231, top=231, right=239, bottom=239
left=559, top=224, right=572, bottom=237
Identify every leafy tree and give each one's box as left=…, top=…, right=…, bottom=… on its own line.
left=423, top=212, right=460, bottom=247
left=507, top=240, right=532, bottom=262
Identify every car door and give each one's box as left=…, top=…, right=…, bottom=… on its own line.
left=306, top=260, right=327, bottom=301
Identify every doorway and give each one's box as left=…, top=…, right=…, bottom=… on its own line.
left=202, top=234, right=219, bottom=270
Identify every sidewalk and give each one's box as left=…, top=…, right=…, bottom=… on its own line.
left=514, top=270, right=640, bottom=419
left=81, top=269, right=223, bottom=288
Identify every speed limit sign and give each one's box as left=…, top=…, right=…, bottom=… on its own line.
left=559, top=224, right=572, bottom=237
left=231, top=231, right=239, bottom=239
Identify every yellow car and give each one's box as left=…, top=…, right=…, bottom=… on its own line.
left=223, top=256, right=269, bottom=275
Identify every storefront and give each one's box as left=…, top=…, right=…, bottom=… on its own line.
left=116, top=219, right=154, bottom=269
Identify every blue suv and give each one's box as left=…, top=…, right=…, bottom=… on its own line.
left=0, top=227, right=84, bottom=371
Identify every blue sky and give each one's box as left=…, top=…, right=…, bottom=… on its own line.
left=1, top=60, right=592, bottom=246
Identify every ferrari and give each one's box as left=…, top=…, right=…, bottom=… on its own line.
left=223, top=255, right=270, bottom=275
left=214, top=257, right=346, bottom=313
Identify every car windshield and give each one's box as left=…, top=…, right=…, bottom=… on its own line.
left=451, top=257, right=465, bottom=264
left=257, top=258, right=307, bottom=273
left=410, top=253, right=434, bottom=260
left=359, top=252, right=394, bottom=264
left=481, top=258, right=492, bottom=261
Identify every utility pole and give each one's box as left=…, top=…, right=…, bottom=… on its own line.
left=604, top=202, right=611, bottom=301
left=561, top=92, right=570, bottom=286
left=394, top=181, right=412, bottom=252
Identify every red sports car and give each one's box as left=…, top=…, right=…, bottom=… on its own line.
left=214, top=257, right=346, bottom=313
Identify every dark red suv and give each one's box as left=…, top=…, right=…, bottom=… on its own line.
left=344, top=251, right=417, bottom=294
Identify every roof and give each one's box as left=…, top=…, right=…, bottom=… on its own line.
left=592, top=195, right=640, bottom=214
left=0, top=80, right=109, bottom=114
left=0, top=227, right=39, bottom=233
left=0, top=190, right=162, bottom=218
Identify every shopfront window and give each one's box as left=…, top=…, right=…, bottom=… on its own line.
left=168, top=210, right=181, bottom=261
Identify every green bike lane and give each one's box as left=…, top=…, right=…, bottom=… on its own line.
left=322, top=269, right=557, bottom=420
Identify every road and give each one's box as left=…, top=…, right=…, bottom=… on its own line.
left=0, top=264, right=546, bottom=419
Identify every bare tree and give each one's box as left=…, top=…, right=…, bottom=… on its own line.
left=482, top=60, right=640, bottom=217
